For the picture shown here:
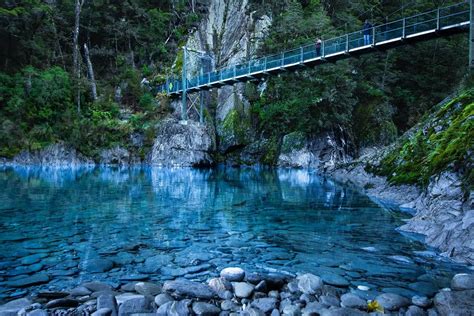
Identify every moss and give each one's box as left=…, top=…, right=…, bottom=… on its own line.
left=281, top=131, right=306, bottom=154
left=222, top=106, right=251, bottom=145
left=376, top=89, right=474, bottom=187
left=261, top=136, right=281, bottom=165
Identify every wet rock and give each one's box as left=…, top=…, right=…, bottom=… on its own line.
left=45, top=298, right=79, bottom=308
left=121, top=282, right=139, bottom=292
left=232, top=282, right=254, bottom=298
left=412, top=295, right=431, bottom=308
left=220, top=267, right=245, bottom=282
left=0, top=298, right=32, bottom=315
left=192, top=302, right=221, bottom=315
left=255, top=281, right=267, bottom=293
left=297, top=274, right=323, bottom=295
left=20, top=253, right=47, bottom=265
left=37, top=291, right=69, bottom=299
left=246, top=273, right=263, bottom=285
left=83, top=258, right=114, bottom=273
left=163, top=280, right=216, bottom=299
left=6, top=274, right=50, bottom=288
left=157, top=299, right=192, bottom=316
left=375, top=293, right=410, bottom=311
left=451, top=273, right=474, bottom=290
left=118, top=295, right=153, bottom=316
left=91, top=308, right=113, bottom=316
left=115, top=293, right=144, bottom=305
left=220, top=300, right=239, bottom=312
left=134, top=282, right=162, bottom=296
left=27, top=310, right=48, bottom=316
left=251, top=297, right=278, bottom=313
left=208, top=278, right=232, bottom=294
left=264, top=274, right=288, bottom=290
left=340, top=293, right=366, bottom=309
left=434, top=289, right=474, bottom=315
left=154, top=293, right=174, bottom=307
left=319, top=307, right=368, bottom=316
left=321, top=274, right=349, bottom=287
left=6, top=264, right=43, bottom=277
left=97, top=294, right=117, bottom=316
left=82, top=282, right=114, bottom=292
left=70, top=286, right=92, bottom=296
left=282, top=304, right=300, bottom=315
left=405, top=305, right=427, bottom=316
left=302, top=302, right=326, bottom=315
left=271, top=309, right=280, bottom=316
left=242, top=307, right=264, bottom=316
left=320, top=295, right=340, bottom=307
left=119, top=274, right=149, bottom=281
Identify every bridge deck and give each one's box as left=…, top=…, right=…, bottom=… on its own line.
left=158, top=2, right=470, bottom=98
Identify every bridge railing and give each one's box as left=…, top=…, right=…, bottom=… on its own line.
left=157, top=1, right=469, bottom=95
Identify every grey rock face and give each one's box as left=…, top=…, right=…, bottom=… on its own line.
left=278, top=131, right=351, bottom=171
left=13, top=143, right=94, bottom=166
left=100, top=146, right=136, bottom=165
left=434, top=289, right=474, bottom=315
left=451, top=273, right=474, bottom=290
left=163, top=279, right=216, bottom=299
left=375, top=293, right=411, bottom=311
left=149, top=119, right=214, bottom=167
left=297, top=274, right=323, bottom=295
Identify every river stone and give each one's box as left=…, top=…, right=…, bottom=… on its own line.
left=97, top=293, right=117, bottom=316
left=434, top=289, right=474, bottom=315
left=0, top=298, right=32, bottom=315
left=375, top=293, right=411, bottom=311
left=243, top=308, right=264, bottom=316
left=6, top=274, right=49, bottom=288
left=320, top=295, right=340, bottom=307
left=7, top=264, right=44, bottom=276
left=232, top=282, right=254, bottom=298
left=91, top=308, right=112, bottom=316
left=83, top=258, right=114, bottom=273
left=405, top=305, right=426, bottom=316
left=251, top=297, right=278, bottom=313
left=70, top=286, right=92, bottom=296
left=302, top=302, right=326, bottom=315
left=118, top=295, right=153, bottom=316
left=120, top=274, right=149, bottom=281
left=297, top=274, right=323, bottom=295
left=155, top=293, right=174, bottom=306
left=221, top=300, right=239, bottom=312
left=82, top=282, right=113, bottom=292
left=340, top=293, right=366, bottom=309
left=157, top=299, right=192, bottom=316
left=208, top=277, right=232, bottom=293
left=220, top=267, right=245, bottom=282
left=27, top=310, right=48, bottom=316
left=192, top=302, right=220, bottom=315
left=255, top=280, right=267, bottom=293
left=135, top=282, right=162, bottom=296
left=451, top=273, right=474, bottom=290
left=37, top=291, right=69, bottom=299
left=282, top=304, right=300, bottom=316
left=45, top=298, right=79, bottom=308
left=163, top=279, right=215, bottom=299
left=320, top=307, right=369, bottom=316
left=20, top=253, right=47, bottom=265
left=412, top=295, right=431, bottom=308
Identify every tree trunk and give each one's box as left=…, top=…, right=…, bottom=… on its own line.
left=84, top=44, right=97, bottom=101
left=73, top=0, right=85, bottom=113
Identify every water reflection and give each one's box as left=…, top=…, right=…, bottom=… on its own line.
left=0, top=166, right=468, bottom=301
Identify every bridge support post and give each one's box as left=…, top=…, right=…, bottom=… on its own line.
left=181, top=46, right=188, bottom=121
left=470, top=0, right=474, bottom=69
left=199, top=90, right=204, bottom=124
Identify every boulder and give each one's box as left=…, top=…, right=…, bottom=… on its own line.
left=451, top=273, right=474, bottom=290
left=220, top=267, right=245, bottom=282
left=434, top=289, right=474, bottom=315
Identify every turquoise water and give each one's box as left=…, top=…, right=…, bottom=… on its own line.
left=0, top=166, right=468, bottom=301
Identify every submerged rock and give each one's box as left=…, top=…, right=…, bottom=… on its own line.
left=297, top=273, right=323, bottom=295
left=163, top=280, right=215, bottom=299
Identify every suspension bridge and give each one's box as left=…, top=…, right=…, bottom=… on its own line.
left=156, top=1, right=472, bottom=121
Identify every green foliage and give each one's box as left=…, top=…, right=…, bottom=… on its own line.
left=377, top=90, right=474, bottom=187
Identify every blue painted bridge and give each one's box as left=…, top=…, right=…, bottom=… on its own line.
left=158, top=2, right=470, bottom=99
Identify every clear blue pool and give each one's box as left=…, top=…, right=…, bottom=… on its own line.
left=0, top=166, right=468, bottom=302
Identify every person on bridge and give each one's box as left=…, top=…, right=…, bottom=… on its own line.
left=363, top=20, right=373, bottom=45
left=316, top=38, right=322, bottom=57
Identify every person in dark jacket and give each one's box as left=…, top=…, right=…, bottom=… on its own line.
left=363, top=20, right=373, bottom=45
left=316, top=38, right=322, bottom=57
